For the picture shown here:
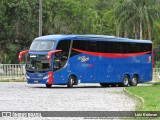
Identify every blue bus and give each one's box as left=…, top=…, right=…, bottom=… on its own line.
left=19, top=35, right=153, bottom=88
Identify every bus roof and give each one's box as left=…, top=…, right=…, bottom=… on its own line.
left=34, top=35, right=152, bottom=44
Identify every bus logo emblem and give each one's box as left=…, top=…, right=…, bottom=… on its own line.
left=148, top=56, right=151, bottom=62
left=78, top=56, right=89, bottom=62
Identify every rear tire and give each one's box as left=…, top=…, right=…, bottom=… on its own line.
left=100, top=83, right=110, bottom=87
left=119, top=75, right=129, bottom=87
left=130, top=75, right=138, bottom=86
left=46, top=84, right=52, bottom=88
left=67, top=76, right=75, bottom=88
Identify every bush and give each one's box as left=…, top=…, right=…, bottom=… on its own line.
left=155, top=61, right=160, bottom=68
left=153, top=82, right=160, bottom=86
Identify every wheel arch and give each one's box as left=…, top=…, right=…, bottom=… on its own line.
left=67, top=73, right=78, bottom=85
left=122, top=73, right=131, bottom=81
left=125, top=74, right=130, bottom=79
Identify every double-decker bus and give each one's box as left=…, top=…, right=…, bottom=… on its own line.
left=18, top=35, right=153, bottom=88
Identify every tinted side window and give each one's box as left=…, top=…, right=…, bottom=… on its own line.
left=71, top=40, right=152, bottom=55
left=128, top=43, right=140, bottom=53
left=70, top=40, right=86, bottom=57
left=54, top=40, right=71, bottom=71
left=86, top=41, right=100, bottom=52
left=115, top=42, right=124, bottom=53
left=56, top=40, right=71, bottom=52
left=71, top=40, right=101, bottom=56
left=100, top=42, right=129, bottom=53
left=140, top=43, right=152, bottom=52
left=72, top=40, right=86, bottom=50
left=100, top=42, right=115, bottom=53
left=128, top=43, right=152, bottom=53
left=56, top=40, right=71, bottom=58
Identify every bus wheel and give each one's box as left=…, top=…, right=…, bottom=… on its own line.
left=100, top=83, right=110, bottom=87
left=119, top=75, right=129, bottom=87
left=46, top=84, right=52, bottom=88
left=67, top=76, right=75, bottom=88
left=130, top=75, right=138, bottom=86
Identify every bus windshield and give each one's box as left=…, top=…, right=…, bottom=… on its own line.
left=26, top=55, right=51, bottom=72
left=29, top=40, right=54, bottom=51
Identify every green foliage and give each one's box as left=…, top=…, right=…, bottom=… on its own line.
left=155, top=61, right=160, bottom=68
left=0, top=0, right=38, bottom=63
left=153, top=82, right=160, bottom=86
left=115, top=0, right=160, bottom=39
left=0, top=0, right=160, bottom=63
left=153, top=20, right=160, bottom=48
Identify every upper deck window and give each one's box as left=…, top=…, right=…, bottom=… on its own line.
left=29, top=40, right=54, bottom=51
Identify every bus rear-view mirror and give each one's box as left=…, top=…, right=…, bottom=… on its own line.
left=47, top=50, right=62, bottom=61
left=18, top=50, right=29, bottom=62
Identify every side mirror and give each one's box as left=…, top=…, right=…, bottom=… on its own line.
left=18, top=50, right=29, bottom=62
left=47, top=50, right=62, bottom=61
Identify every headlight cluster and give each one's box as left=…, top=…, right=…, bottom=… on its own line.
left=43, top=75, right=49, bottom=79
left=26, top=75, right=30, bottom=79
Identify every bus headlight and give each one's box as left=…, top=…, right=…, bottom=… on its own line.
left=26, top=75, right=30, bottom=79
left=43, top=75, right=49, bottom=79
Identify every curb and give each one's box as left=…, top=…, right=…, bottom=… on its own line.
left=124, top=88, right=145, bottom=110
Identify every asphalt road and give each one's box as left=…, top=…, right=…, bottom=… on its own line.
left=0, top=82, right=136, bottom=111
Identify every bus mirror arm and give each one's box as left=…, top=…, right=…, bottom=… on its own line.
left=18, top=50, right=29, bottom=62
left=47, top=50, right=62, bottom=61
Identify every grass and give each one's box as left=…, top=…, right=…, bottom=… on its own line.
left=126, top=83, right=160, bottom=111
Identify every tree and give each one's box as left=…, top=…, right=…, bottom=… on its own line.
left=115, top=0, right=160, bottom=40
left=0, top=0, right=18, bottom=63
left=43, top=0, right=100, bottom=34
left=0, top=0, right=38, bottom=63
left=0, top=0, right=160, bottom=64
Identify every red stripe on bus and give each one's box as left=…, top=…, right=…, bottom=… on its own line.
left=72, top=48, right=151, bottom=58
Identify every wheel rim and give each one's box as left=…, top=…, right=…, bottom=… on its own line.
left=71, top=77, right=74, bottom=84
left=132, top=77, right=137, bottom=85
left=124, top=76, right=129, bottom=85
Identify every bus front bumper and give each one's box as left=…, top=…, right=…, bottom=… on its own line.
left=26, top=72, right=53, bottom=84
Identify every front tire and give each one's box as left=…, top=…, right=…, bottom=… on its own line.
left=130, top=75, right=138, bottom=86
left=119, top=75, right=129, bottom=87
left=46, top=84, right=52, bottom=88
left=67, top=76, right=75, bottom=88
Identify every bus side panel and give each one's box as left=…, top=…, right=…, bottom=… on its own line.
left=116, top=53, right=152, bottom=83
left=53, top=54, right=152, bottom=85
left=115, top=58, right=131, bottom=83
left=69, top=54, right=117, bottom=83
left=139, top=54, right=152, bottom=82
left=103, top=54, right=152, bottom=83
left=53, top=65, right=75, bottom=85
left=69, top=54, right=95, bottom=83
